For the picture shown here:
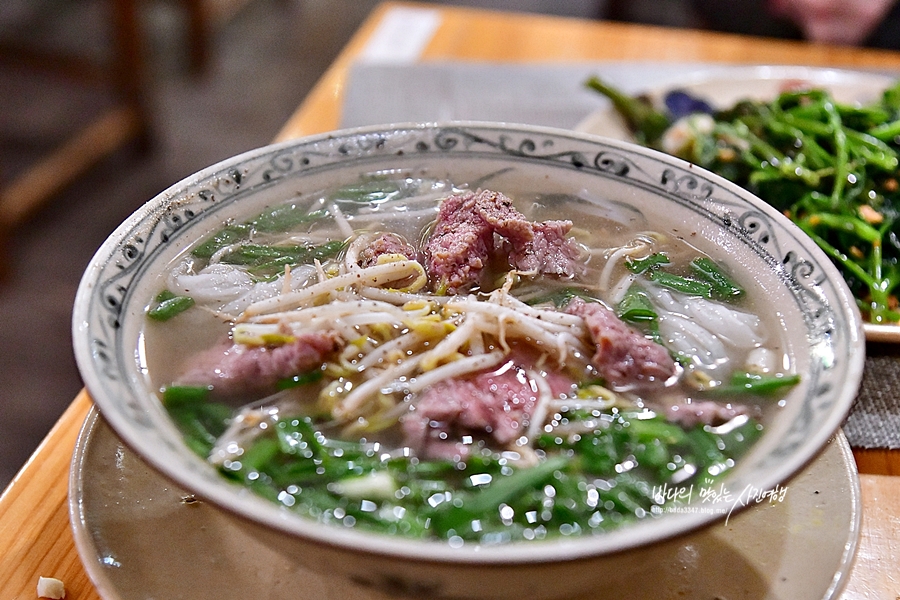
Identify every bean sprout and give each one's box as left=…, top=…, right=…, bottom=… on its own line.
left=241, top=260, right=426, bottom=317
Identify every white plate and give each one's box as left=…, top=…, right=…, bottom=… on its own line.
left=576, top=65, right=899, bottom=343
left=69, top=408, right=861, bottom=600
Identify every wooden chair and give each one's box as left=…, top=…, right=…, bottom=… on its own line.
left=182, top=0, right=211, bottom=75
left=0, top=0, right=152, bottom=279
left=181, top=0, right=260, bottom=75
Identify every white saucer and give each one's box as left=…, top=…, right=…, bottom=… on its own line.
left=69, top=408, right=860, bottom=600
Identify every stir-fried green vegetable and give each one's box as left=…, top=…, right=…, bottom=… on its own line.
left=586, top=75, right=900, bottom=323
left=585, top=76, right=671, bottom=144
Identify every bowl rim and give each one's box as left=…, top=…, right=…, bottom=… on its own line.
left=72, top=120, right=866, bottom=565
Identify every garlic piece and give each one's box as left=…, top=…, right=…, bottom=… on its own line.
left=37, top=576, right=65, bottom=599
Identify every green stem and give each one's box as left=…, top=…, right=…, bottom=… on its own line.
left=868, top=119, right=900, bottom=142
left=798, top=219, right=890, bottom=318
left=823, top=101, right=849, bottom=209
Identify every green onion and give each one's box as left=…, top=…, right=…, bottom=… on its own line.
left=648, top=270, right=714, bottom=298
left=617, top=285, right=659, bottom=324
left=162, top=386, right=230, bottom=456
left=522, top=287, right=599, bottom=308
left=626, top=252, right=671, bottom=274
left=193, top=207, right=327, bottom=258
left=161, top=385, right=211, bottom=407
left=690, top=257, right=744, bottom=299
left=147, top=290, right=194, bottom=321
left=216, top=240, right=345, bottom=276
left=704, top=371, right=801, bottom=396
left=465, top=456, right=568, bottom=513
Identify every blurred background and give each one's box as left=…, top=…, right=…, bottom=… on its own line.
left=0, top=0, right=890, bottom=489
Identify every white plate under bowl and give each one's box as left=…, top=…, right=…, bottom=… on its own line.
left=69, top=408, right=861, bottom=600
left=576, top=64, right=899, bottom=342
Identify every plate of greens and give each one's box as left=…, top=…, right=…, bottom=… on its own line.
left=578, top=65, right=900, bottom=341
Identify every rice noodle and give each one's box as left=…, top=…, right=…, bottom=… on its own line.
left=208, top=389, right=300, bottom=464
left=355, top=189, right=448, bottom=211
left=208, top=242, right=247, bottom=265
left=283, top=231, right=347, bottom=245
left=658, top=313, right=729, bottom=370
left=682, top=298, right=765, bottom=348
left=168, top=260, right=318, bottom=317
left=647, top=286, right=765, bottom=374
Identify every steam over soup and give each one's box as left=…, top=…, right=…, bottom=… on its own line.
left=143, top=176, right=798, bottom=545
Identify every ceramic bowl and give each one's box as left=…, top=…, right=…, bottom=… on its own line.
left=72, top=122, right=865, bottom=600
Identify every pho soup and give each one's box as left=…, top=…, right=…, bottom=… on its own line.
left=141, top=175, right=798, bottom=545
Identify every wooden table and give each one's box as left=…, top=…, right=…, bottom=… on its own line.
left=3, top=2, right=900, bottom=598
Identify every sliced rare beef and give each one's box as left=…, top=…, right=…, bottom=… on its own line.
left=403, top=359, right=575, bottom=460
left=177, top=330, right=342, bottom=398
left=566, top=297, right=676, bottom=389
left=424, top=189, right=582, bottom=294
left=424, top=190, right=515, bottom=293
left=508, top=219, right=583, bottom=277
left=357, top=233, right=417, bottom=268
